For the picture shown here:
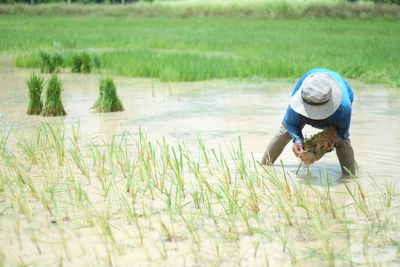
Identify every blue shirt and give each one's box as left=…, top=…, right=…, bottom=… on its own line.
left=283, top=68, right=354, bottom=144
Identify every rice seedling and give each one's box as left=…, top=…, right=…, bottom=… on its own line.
left=17, top=140, right=39, bottom=165
left=39, top=51, right=63, bottom=73
left=0, top=124, right=13, bottom=152
left=171, top=146, right=186, bottom=197
left=25, top=228, right=42, bottom=255
left=0, top=249, right=5, bottom=266
left=89, top=143, right=108, bottom=190
left=92, top=54, right=101, bottom=70
left=0, top=123, right=399, bottom=266
left=13, top=219, right=23, bottom=251
left=71, top=52, right=92, bottom=73
left=344, top=179, right=372, bottom=219
left=37, top=123, right=65, bottom=166
left=119, top=194, right=144, bottom=245
left=311, top=216, right=336, bottom=266
left=93, top=211, right=119, bottom=253
left=160, top=220, right=174, bottom=242
left=42, top=74, right=66, bottom=117
left=69, top=125, right=90, bottom=183
left=116, top=146, right=136, bottom=195
left=26, top=73, right=44, bottom=115
left=92, top=77, right=124, bottom=113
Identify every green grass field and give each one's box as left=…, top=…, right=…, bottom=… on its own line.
left=2, top=6, right=400, bottom=85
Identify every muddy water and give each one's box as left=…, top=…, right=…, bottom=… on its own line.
left=1, top=60, right=400, bottom=185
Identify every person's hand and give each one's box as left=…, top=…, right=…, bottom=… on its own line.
left=292, top=144, right=304, bottom=158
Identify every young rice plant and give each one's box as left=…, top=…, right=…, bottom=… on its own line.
left=26, top=73, right=44, bottom=115
left=42, top=74, right=66, bottom=116
left=92, top=77, right=124, bottom=112
left=71, top=52, right=91, bottom=73
left=39, top=51, right=63, bottom=73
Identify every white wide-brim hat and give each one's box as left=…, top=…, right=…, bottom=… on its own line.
left=290, top=72, right=342, bottom=120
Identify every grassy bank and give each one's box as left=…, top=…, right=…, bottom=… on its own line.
left=2, top=14, right=400, bottom=86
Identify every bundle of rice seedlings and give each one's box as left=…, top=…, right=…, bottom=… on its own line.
left=39, top=51, right=63, bottom=73
left=39, top=51, right=51, bottom=72
left=92, top=77, right=124, bottom=112
left=26, top=73, right=44, bottom=115
left=300, top=126, right=339, bottom=166
left=92, top=54, right=101, bottom=70
left=71, top=52, right=91, bottom=73
left=42, top=74, right=66, bottom=117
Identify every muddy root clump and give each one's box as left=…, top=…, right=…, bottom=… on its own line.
left=42, top=74, right=66, bottom=117
left=300, top=126, right=339, bottom=166
left=27, top=73, right=44, bottom=115
left=92, top=77, right=124, bottom=113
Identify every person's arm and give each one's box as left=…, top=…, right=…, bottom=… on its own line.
left=284, top=72, right=313, bottom=157
left=283, top=106, right=305, bottom=144
left=335, top=106, right=352, bottom=141
left=283, top=71, right=311, bottom=142
left=283, top=108, right=305, bottom=158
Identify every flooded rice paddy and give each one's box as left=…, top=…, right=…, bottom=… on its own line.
left=1, top=61, right=399, bottom=182
left=1, top=60, right=400, bottom=266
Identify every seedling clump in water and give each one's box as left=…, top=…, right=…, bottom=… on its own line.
left=42, top=74, right=66, bottom=116
left=71, top=52, right=92, bottom=73
left=26, top=73, right=44, bottom=115
left=300, top=126, right=339, bottom=166
left=92, top=54, right=101, bottom=70
left=39, top=51, right=63, bottom=73
left=92, top=77, right=124, bottom=112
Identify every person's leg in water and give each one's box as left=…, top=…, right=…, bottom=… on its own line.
left=261, top=125, right=292, bottom=165
left=335, top=139, right=356, bottom=176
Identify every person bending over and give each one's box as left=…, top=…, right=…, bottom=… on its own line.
left=261, top=68, right=355, bottom=176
